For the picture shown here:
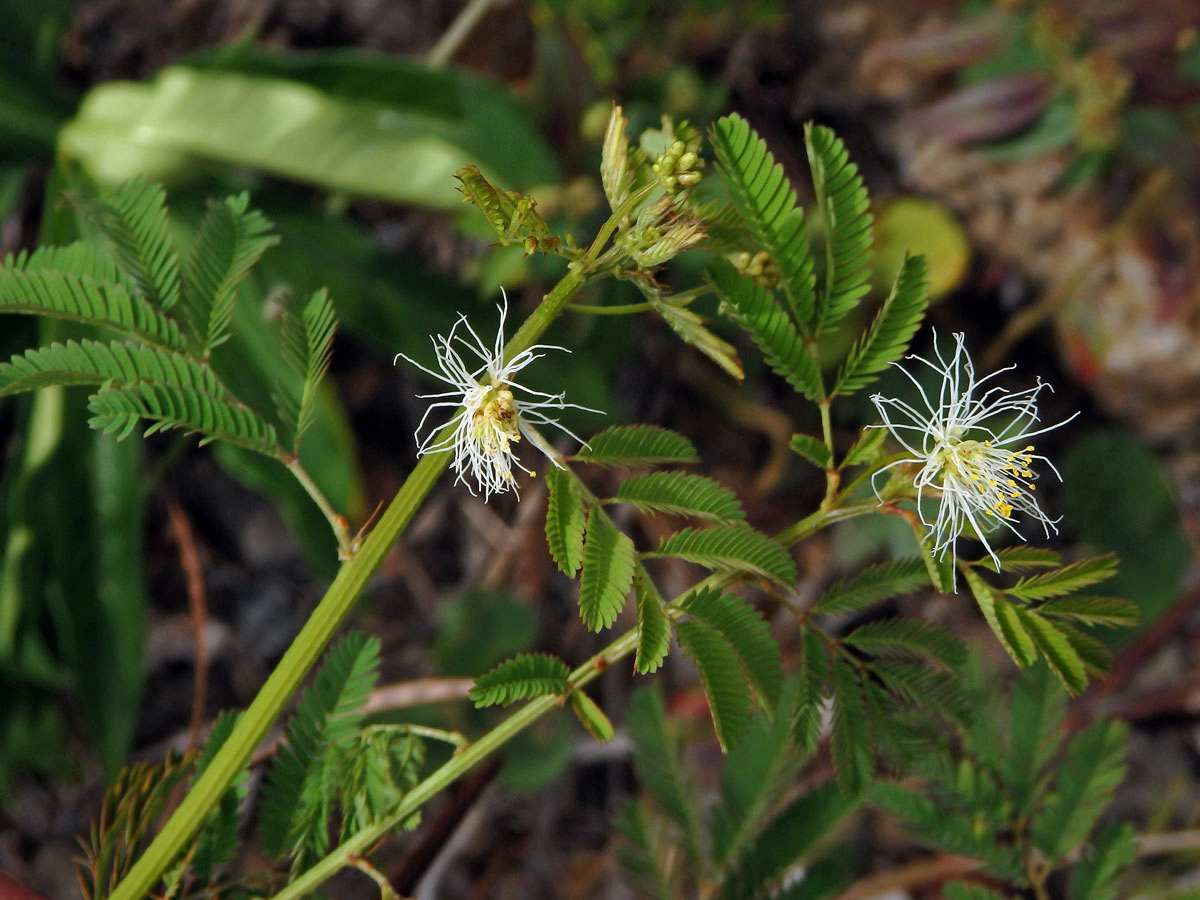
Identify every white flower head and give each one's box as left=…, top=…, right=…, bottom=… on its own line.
left=870, top=331, right=1078, bottom=576
left=394, top=289, right=597, bottom=500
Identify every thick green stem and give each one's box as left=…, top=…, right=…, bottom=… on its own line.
left=109, top=269, right=588, bottom=900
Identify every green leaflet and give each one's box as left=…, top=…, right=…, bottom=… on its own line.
left=573, top=424, right=698, bottom=467
left=843, top=618, right=966, bottom=670
left=88, top=381, right=282, bottom=458
left=1015, top=607, right=1088, bottom=696
left=710, top=113, right=816, bottom=331
left=615, top=800, right=673, bottom=900
left=570, top=691, right=615, bottom=743
left=183, top=191, right=279, bottom=355
left=833, top=252, right=930, bottom=395
left=707, top=258, right=822, bottom=402
left=633, top=571, right=672, bottom=675
left=470, top=652, right=570, bottom=707
left=649, top=524, right=796, bottom=587
left=0, top=339, right=223, bottom=397
left=681, top=587, right=784, bottom=711
left=545, top=465, right=587, bottom=576
left=613, top=470, right=745, bottom=524
left=788, top=433, right=831, bottom=469
left=805, top=123, right=873, bottom=333
left=943, top=882, right=1012, bottom=900
left=1005, top=663, right=1065, bottom=813
left=677, top=619, right=752, bottom=753
left=1067, top=822, right=1135, bottom=900
left=6, top=242, right=140, bottom=294
left=578, top=507, right=636, bottom=631
left=829, top=657, right=872, bottom=794
left=813, top=557, right=929, bottom=616
left=275, top=288, right=338, bottom=451
left=965, top=568, right=1036, bottom=669
left=1006, top=554, right=1118, bottom=602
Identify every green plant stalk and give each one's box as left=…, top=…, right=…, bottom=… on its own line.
left=286, top=458, right=352, bottom=553
left=271, top=628, right=641, bottom=900
left=110, top=266, right=588, bottom=900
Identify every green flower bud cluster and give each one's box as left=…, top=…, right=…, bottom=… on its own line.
left=651, top=139, right=704, bottom=193
left=733, top=250, right=778, bottom=287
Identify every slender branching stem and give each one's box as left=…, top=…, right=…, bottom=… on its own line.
left=286, top=458, right=353, bottom=555
left=566, top=301, right=654, bottom=316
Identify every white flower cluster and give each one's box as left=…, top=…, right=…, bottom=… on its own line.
left=871, top=332, right=1077, bottom=574
left=395, top=291, right=596, bottom=500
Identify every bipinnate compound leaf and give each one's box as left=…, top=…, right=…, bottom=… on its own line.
left=1036, top=595, right=1138, bottom=628
left=833, top=252, right=929, bottom=395
left=681, top=588, right=783, bottom=711
left=813, top=557, right=929, bottom=616
left=545, top=465, right=587, bottom=576
left=649, top=525, right=796, bottom=587
left=792, top=630, right=830, bottom=757
left=710, top=113, right=816, bottom=329
left=965, top=568, right=1036, bottom=668
left=6, top=242, right=140, bottom=293
left=260, top=633, right=380, bottom=861
left=829, top=658, right=873, bottom=794
left=1033, top=718, right=1128, bottom=860
left=470, top=653, right=570, bottom=707
left=677, top=619, right=751, bottom=753
left=88, top=381, right=282, bottom=457
left=789, top=433, right=831, bottom=468
left=627, top=687, right=701, bottom=869
left=574, top=424, right=698, bottom=467
left=1015, top=607, right=1088, bottom=695
left=73, top=178, right=182, bottom=311
left=614, top=471, right=745, bottom=523
left=718, top=781, right=858, bottom=900
left=183, top=191, right=278, bottom=354
left=633, top=571, right=671, bottom=674
left=844, top=618, right=966, bottom=669
left=578, top=507, right=635, bottom=631
left=708, top=258, right=822, bottom=402
left=1005, top=663, right=1066, bottom=813
left=1067, top=821, right=1135, bottom=900
left=0, top=339, right=223, bottom=398
left=570, top=691, right=615, bottom=743
left=615, top=800, right=673, bottom=900
left=276, top=287, right=337, bottom=448
left=805, top=123, right=873, bottom=333
left=1007, top=554, right=1118, bottom=602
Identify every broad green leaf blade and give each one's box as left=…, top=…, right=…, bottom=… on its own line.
left=789, top=433, right=831, bottom=468
left=88, top=382, right=282, bottom=457
left=710, top=113, right=817, bottom=330
left=813, top=557, right=929, bottom=616
left=649, top=525, right=797, bottom=587
left=677, top=619, right=752, bottom=753
left=73, top=178, right=182, bottom=311
left=0, top=339, right=223, bottom=397
left=1015, top=607, right=1088, bottom=695
left=570, top=691, right=615, bottom=743
left=829, top=657, right=872, bottom=793
left=844, top=618, right=966, bottom=669
left=833, top=252, right=930, bottom=395
left=681, top=587, right=783, bottom=711
left=183, top=192, right=278, bottom=354
left=545, top=466, right=587, bottom=576
left=613, top=471, right=745, bottom=524
left=965, top=568, right=1035, bottom=668
left=578, top=507, right=635, bottom=631
left=1007, top=555, right=1118, bottom=602
left=1032, top=719, right=1128, bottom=860
left=805, top=123, right=873, bottom=333
left=627, top=687, right=701, bottom=869
left=633, top=571, right=672, bottom=675
left=470, top=652, right=569, bottom=708
left=0, top=267, right=187, bottom=350
left=708, top=259, right=822, bottom=402
left=573, top=424, right=698, bottom=467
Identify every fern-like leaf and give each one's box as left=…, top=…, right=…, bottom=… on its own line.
left=276, top=288, right=337, bottom=449
left=965, top=569, right=1036, bottom=668
left=682, top=587, right=783, bottom=711
left=573, top=424, right=698, bottom=467
left=814, top=557, right=929, bottom=616
left=615, top=800, right=674, bottom=900
left=0, top=267, right=186, bottom=350
left=613, top=471, right=745, bottom=523
left=183, top=191, right=278, bottom=355
left=789, top=433, right=831, bottom=468
left=260, top=633, right=380, bottom=863
left=708, top=259, right=822, bottom=402
left=470, top=652, right=570, bottom=707
left=578, top=507, right=636, bottom=630
left=844, top=619, right=966, bottom=670
left=649, top=525, right=796, bottom=587
left=829, top=657, right=872, bottom=793
left=805, top=124, right=873, bottom=332
left=634, top=570, right=672, bottom=674
left=710, top=113, right=817, bottom=329
left=1067, top=821, right=1135, bottom=900
left=5, top=242, right=140, bottom=294
left=793, top=630, right=829, bottom=757
left=1036, top=595, right=1138, bottom=628
left=545, top=465, right=587, bottom=576
left=833, top=253, right=929, bottom=395
left=677, top=619, right=752, bottom=753
left=1007, top=554, right=1118, bottom=602
left=1015, top=607, right=1088, bottom=695
left=74, top=178, right=182, bottom=310
left=191, top=710, right=247, bottom=880
left=0, top=339, right=223, bottom=398
left=972, top=546, right=1061, bottom=573
left=1005, top=663, right=1066, bottom=813
left=842, top=426, right=888, bottom=468
left=1032, top=719, right=1128, bottom=860
left=88, top=382, right=282, bottom=457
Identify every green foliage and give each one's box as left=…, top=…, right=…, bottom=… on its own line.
left=578, top=506, right=636, bottom=630
left=574, top=424, right=699, bottom=467
left=1005, top=663, right=1066, bottom=812
left=1068, top=822, right=1136, bottom=900
left=1007, top=554, right=1119, bottom=602
left=649, top=525, right=796, bottom=587
left=710, top=112, right=816, bottom=330
left=841, top=426, right=888, bottom=468
left=0, top=338, right=221, bottom=397
left=633, top=571, right=672, bottom=675
left=190, top=711, right=248, bottom=882
left=612, top=470, right=745, bottom=523
left=843, top=618, right=966, bottom=670
left=943, top=882, right=1012, bottom=900
left=456, top=164, right=564, bottom=255
left=570, top=690, right=615, bottom=742
left=275, top=288, right=338, bottom=450
left=259, top=633, right=380, bottom=867
left=707, top=258, right=822, bottom=402
left=813, top=557, right=929, bottom=616
left=681, top=588, right=783, bottom=711
left=678, top=618, right=752, bottom=752
left=470, top=653, right=570, bottom=707
left=545, top=465, right=588, bottom=576
left=804, top=123, right=873, bottom=333
left=829, top=657, right=873, bottom=794
left=789, top=433, right=831, bottom=468
left=833, top=253, right=930, bottom=395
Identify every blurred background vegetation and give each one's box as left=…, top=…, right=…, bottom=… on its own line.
left=0, top=0, right=1197, bottom=897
